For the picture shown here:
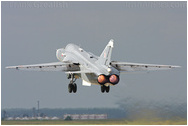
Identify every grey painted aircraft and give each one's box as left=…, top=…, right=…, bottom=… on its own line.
left=6, top=39, right=180, bottom=93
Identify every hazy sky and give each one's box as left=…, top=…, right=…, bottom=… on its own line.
left=2, top=1, right=186, bottom=109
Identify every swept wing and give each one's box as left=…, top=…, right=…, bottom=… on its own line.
left=6, top=62, right=80, bottom=72
left=111, top=61, right=180, bottom=72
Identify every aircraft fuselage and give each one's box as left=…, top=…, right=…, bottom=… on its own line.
left=56, top=44, right=120, bottom=86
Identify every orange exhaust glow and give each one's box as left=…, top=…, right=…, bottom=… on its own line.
left=109, top=74, right=119, bottom=84
left=97, top=75, right=107, bottom=84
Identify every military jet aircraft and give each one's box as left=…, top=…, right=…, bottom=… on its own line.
left=6, top=39, right=180, bottom=93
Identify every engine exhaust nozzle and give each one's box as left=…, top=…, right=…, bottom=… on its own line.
left=109, top=74, right=119, bottom=84
left=97, top=74, right=108, bottom=85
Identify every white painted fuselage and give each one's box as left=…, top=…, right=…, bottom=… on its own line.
left=56, top=43, right=120, bottom=86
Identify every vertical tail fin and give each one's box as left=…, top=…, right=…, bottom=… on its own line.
left=96, top=39, right=114, bottom=66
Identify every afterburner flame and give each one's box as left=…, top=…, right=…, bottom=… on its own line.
left=109, top=74, right=119, bottom=84
left=97, top=75, right=107, bottom=84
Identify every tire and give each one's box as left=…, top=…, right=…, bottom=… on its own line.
left=106, top=86, right=110, bottom=93
left=73, top=83, right=77, bottom=93
left=68, top=84, right=73, bottom=93
left=101, top=85, right=105, bottom=93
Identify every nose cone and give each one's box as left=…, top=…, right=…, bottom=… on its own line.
left=56, top=49, right=60, bottom=60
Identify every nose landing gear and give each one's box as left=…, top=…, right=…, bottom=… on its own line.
left=68, top=74, right=77, bottom=93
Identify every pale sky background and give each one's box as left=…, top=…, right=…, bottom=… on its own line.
left=2, top=1, right=186, bottom=109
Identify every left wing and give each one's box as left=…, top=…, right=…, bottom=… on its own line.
left=110, top=61, right=180, bottom=72
left=6, top=62, right=80, bottom=72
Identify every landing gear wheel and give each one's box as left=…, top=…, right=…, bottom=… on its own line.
left=101, top=85, right=105, bottom=93
left=68, top=84, right=73, bottom=93
left=101, top=85, right=110, bottom=93
left=68, top=73, right=78, bottom=93
left=73, top=83, right=77, bottom=93
left=106, top=86, right=110, bottom=93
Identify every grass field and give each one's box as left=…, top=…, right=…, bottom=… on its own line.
left=1, top=119, right=187, bottom=125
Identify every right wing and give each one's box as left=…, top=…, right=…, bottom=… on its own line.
left=110, top=61, right=180, bottom=72
left=6, top=62, right=80, bottom=72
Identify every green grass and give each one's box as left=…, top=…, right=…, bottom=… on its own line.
left=1, top=119, right=187, bottom=125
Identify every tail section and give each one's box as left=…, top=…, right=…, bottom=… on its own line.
left=96, top=39, right=114, bottom=66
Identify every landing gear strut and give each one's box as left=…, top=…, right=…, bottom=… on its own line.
left=101, top=85, right=110, bottom=93
left=68, top=74, right=77, bottom=93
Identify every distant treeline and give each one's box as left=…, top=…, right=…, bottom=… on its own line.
left=2, top=102, right=187, bottom=120
left=1, top=108, right=126, bottom=119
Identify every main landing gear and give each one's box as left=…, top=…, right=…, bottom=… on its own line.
left=68, top=74, right=77, bottom=93
left=101, top=85, right=110, bottom=93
